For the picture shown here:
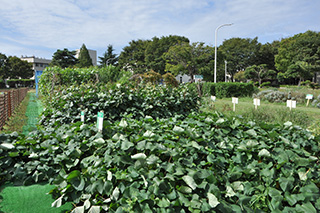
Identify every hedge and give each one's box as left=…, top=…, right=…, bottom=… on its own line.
left=202, top=82, right=257, bottom=98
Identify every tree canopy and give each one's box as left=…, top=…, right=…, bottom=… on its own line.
left=50, top=48, right=78, bottom=68
left=275, top=30, right=320, bottom=84
left=0, top=53, right=33, bottom=80
left=99, top=45, right=118, bottom=67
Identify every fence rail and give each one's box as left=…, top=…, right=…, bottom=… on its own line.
left=0, top=88, right=29, bottom=130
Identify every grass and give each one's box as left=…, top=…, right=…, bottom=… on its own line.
left=201, top=95, right=320, bottom=134
left=0, top=91, right=32, bottom=133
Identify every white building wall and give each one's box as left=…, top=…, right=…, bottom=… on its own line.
left=175, top=74, right=191, bottom=83
left=20, top=56, right=51, bottom=71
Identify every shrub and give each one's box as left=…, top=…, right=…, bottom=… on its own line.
left=162, top=73, right=178, bottom=87
left=215, top=82, right=256, bottom=98
left=201, top=82, right=216, bottom=96
left=141, top=70, right=162, bottom=85
left=255, top=90, right=287, bottom=103
left=260, top=81, right=271, bottom=88
left=39, top=83, right=200, bottom=128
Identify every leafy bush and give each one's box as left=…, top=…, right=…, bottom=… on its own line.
left=39, top=83, right=199, bottom=128
left=1, top=113, right=319, bottom=212
left=162, top=73, right=178, bottom=87
left=260, top=81, right=271, bottom=88
left=39, top=66, right=123, bottom=100
left=255, top=90, right=287, bottom=103
left=215, top=82, right=256, bottom=98
left=202, top=82, right=216, bottom=96
left=200, top=82, right=256, bottom=98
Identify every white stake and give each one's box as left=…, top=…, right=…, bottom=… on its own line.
left=97, top=111, right=104, bottom=132
left=232, top=97, right=238, bottom=112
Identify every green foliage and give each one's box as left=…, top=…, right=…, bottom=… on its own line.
left=164, top=42, right=213, bottom=81
left=98, top=44, right=118, bottom=67
left=202, top=82, right=216, bottom=96
left=50, top=48, right=78, bottom=68
left=97, top=65, right=121, bottom=83
left=0, top=53, right=8, bottom=79
left=6, top=56, right=34, bottom=79
left=199, top=82, right=257, bottom=98
left=39, top=83, right=200, bottom=128
left=1, top=112, right=319, bottom=212
left=77, top=44, right=93, bottom=68
left=38, top=66, right=124, bottom=100
left=275, top=31, right=320, bottom=84
left=118, top=39, right=150, bottom=74
left=234, top=70, right=246, bottom=82
left=162, top=73, right=178, bottom=87
left=219, top=37, right=260, bottom=80
left=215, top=82, right=256, bottom=98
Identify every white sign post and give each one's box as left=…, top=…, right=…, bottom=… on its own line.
left=286, top=100, right=296, bottom=111
left=81, top=111, right=85, bottom=122
left=97, top=111, right=104, bottom=132
left=253, top=98, right=260, bottom=110
left=305, top=94, right=313, bottom=106
left=232, top=97, right=238, bottom=112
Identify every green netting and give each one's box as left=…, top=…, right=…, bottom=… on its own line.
left=0, top=92, right=72, bottom=213
left=22, top=92, right=43, bottom=135
left=0, top=183, right=72, bottom=213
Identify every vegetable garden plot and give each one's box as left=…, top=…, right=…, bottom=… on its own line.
left=1, top=113, right=319, bottom=212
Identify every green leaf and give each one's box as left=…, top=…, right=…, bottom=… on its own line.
left=225, top=186, right=236, bottom=198
left=279, top=176, right=294, bottom=192
left=258, top=148, right=271, bottom=157
left=246, top=129, right=257, bottom=137
left=0, top=143, right=15, bottom=149
left=131, top=153, right=147, bottom=160
left=296, top=202, right=317, bottom=213
left=67, top=170, right=81, bottom=181
left=182, top=175, right=197, bottom=190
left=119, top=119, right=128, bottom=128
left=121, top=140, right=134, bottom=150
left=173, top=126, right=184, bottom=133
left=179, top=186, right=192, bottom=194
left=88, top=206, right=101, bottom=213
left=112, top=187, right=120, bottom=201
left=208, top=193, right=220, bottom=208
left=157, top=197, right=170, bottom=208
left=51, top=195, right=63, bottom=208
left=72, top=206, right=85, bottom=213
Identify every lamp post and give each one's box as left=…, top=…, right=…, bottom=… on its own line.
left=225, top=60, right=227, bottom=82
left=214, top=23, right=233, bottom=83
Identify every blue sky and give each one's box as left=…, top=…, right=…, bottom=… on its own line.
left=0, top=0, right=319, bottom=61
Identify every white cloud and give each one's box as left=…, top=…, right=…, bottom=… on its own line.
left=0, top=0, right=319, bottom=59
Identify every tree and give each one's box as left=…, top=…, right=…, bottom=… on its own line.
left=6, top=56, right=33, bottom=79
left=245, top=64, right=276, bottom=86
left=145, top=35, right=189, bottom=74
left=219, top=37, right=261, bottom=81
left=99, top=45, right=118, bottom=67
left=118, top=39, right=150, bottom=74
left=164, top=42, right=213, bottom=81
left=50, top=48, right=78, bottom=68
left=0, top=53, right=8, bottom=79
left=77, top=44, right=93, bottom=68
left=275, top=31, right=320, bottom=85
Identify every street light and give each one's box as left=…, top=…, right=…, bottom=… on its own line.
left=214, top=23, right=233, bottom=83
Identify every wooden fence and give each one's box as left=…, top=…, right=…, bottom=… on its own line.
left=0, top=88, right=29, bottom=130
